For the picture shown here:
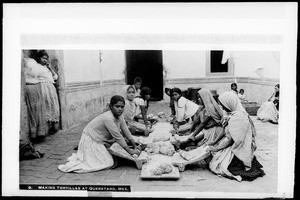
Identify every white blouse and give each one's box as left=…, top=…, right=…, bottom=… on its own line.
left=25, top=58, right=58, bottom=84
left=174, top=96, right=199, bottom=122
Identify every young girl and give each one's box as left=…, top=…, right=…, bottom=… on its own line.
left=58, top=95, right=140, bottom=173
left=121, top=85, right=153, bottom=136
left=171, top=88, right=199, bottom=133
left=238, top=89, right=248, bottom=103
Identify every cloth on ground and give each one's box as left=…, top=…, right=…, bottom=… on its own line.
left=19, top=139, right=44, bottom=160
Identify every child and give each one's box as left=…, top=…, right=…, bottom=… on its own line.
left=238, top=89, right=248, bottom=103
left=133, top=77, right=142, bottom=97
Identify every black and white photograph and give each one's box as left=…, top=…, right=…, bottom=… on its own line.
left=3, top=3, right=297, bottom=198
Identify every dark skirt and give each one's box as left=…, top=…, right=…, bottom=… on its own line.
left=228, top=155, right=265, bottom=181
left=25, top=84, right=48, bottom=140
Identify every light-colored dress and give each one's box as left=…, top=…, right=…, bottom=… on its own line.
left=257, top=101, right=279, bottom=123
left=121, top=85, right=148, bottom=132
left=133, top=97, right=147, bottom=117
left=24, top=58, right=60, bottom=139
left=25, top=58, right=60, bottom=123
left=238, top=93, right=248, bottom=103
left=58, top=110, right=134, bottom=173
left=174, top=96, right=199, bottom=123
left=209, top=91, right=258, bottom=181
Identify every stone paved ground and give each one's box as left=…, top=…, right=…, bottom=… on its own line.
left=19, top=101, right=278, bottom=197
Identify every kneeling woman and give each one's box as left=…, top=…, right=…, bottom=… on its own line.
left=171, top=88, right=199, bottom=134
left=207, top=91, right=265, bottom=181
left=179, top=89, right=224, bottom=149
left=58, top=95, right=140, bottom=173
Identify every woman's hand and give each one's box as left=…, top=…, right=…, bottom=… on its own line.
left=206, top=141, right=215, bottom=146
left=170, top=129, right=178, bottom=135
left=188, top=134, right=195, bottom=141
left=222, top=116, right=230, bottom=127
left=206, top=146, right=219, bottom=153
left=129, top=148, right=141, bottom=156
left=144, top=127, right=151, bottom=136
left=173, top=122, right=179, bottom=130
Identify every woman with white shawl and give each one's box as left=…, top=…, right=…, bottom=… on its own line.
left=121, top=85, right=153, bottom=136
left=206, top=91, right=265, bottom=181
left=178, top=89, right=224, bottom=149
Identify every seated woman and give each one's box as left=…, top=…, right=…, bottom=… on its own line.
left=178, top=89, right=224, bottom=149
left=58, top=95, right=141, bottom=173
left=171, top=88, right=199, bottom=134
left=206, top=91, right=265, bottom=181
left=238, top=89, right=248, bottom=103
left=121, top=85, right=153, bottom=136
left=256, top=84, right=280, bottom=124
left=133, top=87, right=156, bottom=128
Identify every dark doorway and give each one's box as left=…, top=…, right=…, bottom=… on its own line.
left=125, top=50, right=163, bottom=101
left=211, top=50, right=228, bottom=73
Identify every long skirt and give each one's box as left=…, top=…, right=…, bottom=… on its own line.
left=25, top=84, right=48, bottom=139
left=257, top=101, right=279, bottom=123
left=40, top=82, right=60, bottom=122
left=209, top=138, right=265, bottom=181
left=58, top=132, right=114, bottom=173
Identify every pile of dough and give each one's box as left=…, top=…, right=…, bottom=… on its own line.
left=145, top=141, right=175, bottom=156
left=149, top=162, right=173, bottom=176
left=149, top=122, right=173, bottom=143
left=159, top=144, right=175, bottom=156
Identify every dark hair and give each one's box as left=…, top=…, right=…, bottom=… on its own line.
left=29, top=50, right=49, bottom=64
left=239, top=89, right=244, bottom=93
left=231, top=83, right=237, bottom=87
left=275, top=84, right=280, bottom=98
left=140, top=87, right=151, bottom=97
left=134, top=77, right=142, bottom=84
left=109, top=95, right=125, bottom=108
left=170, top=88, right=182, bottom=96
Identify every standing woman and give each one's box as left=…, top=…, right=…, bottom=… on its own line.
left=230, top=83, right=238, bottom=95
left=24, top=50, right=60, bottom=142
left=133, top=77, right=142, bottom=97
left=58, top=95, right=140, bottom=173
left=257, top=84, right=280, bottom=124
left=179, top=89, right=224, bottom=149
left=206, top=91, right=265, bottom=181
left=171, top=88, right=199, bottom=133
left=121, top=85, right=152, bottom=136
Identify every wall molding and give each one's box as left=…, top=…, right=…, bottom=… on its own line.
left=66, top=79, right=126, bottom=93
left=165, top=77, right=279, bottom=86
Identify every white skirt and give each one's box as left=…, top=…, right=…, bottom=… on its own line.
left=257, top=101, right=279, bottom=123
left=58, top=132, right=114, bottom=173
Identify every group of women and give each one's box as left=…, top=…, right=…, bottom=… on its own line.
left=58, top=78, right=154, bottom=172
left=22, top=50, right=278, bottom=182
left=170, top=87, right=266, bottom=181
left=58, top=82, right=279, bottom=182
